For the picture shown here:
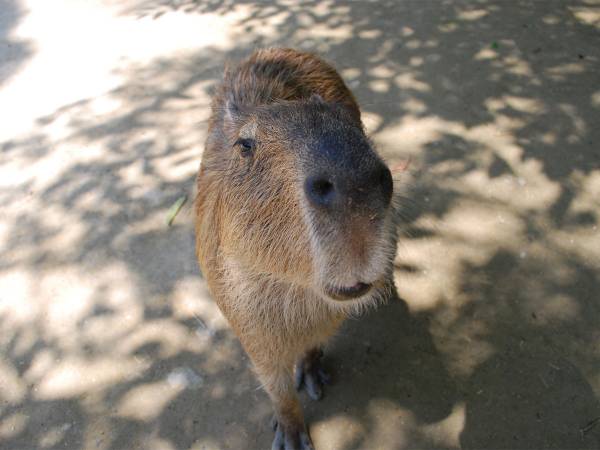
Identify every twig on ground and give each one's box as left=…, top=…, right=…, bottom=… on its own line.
left=166, top=194, right=187, bottom=226
left=580, top=417, right=600, bottom=438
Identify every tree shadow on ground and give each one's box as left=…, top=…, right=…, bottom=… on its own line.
left=1, top=1, right=599, bottom=449
left=0, top=0, right=33, bottom=87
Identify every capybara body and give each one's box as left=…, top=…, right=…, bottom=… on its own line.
left=195, top=48, right=397, bottom=449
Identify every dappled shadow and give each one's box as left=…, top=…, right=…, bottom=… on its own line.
left=462, top=354, right=599, bottom=449
left=305, top=295, right=460, bottom=449
left=1, top=0, right=599, bottom=449
left=0, top=0, right=33, bottom=87
left=442, top=248, right=600, bottom=449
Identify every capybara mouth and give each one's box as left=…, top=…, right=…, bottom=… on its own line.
left=325, top=282, right=372, bottom=301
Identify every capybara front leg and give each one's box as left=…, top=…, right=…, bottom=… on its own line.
left=251, top=353, right=315, bottom=450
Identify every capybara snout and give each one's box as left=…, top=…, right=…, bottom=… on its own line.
left=301, top=133, right=393, bottom=214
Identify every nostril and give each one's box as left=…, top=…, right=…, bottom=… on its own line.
left=305, top=176, right=335, bottom=208
left=313, top=179, right=334, bottom=198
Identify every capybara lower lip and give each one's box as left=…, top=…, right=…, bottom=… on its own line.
left=326, top=282, right=372, bottom=301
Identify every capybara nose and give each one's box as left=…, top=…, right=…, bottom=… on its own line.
left=304, top=162, right=393, bottom=212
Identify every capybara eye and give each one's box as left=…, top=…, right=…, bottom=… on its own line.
left=235, top=138, right=255, bottom=157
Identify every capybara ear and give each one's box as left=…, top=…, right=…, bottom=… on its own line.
left=308, top=93, right=325, bottom=104
left=224, top=98, right=257, bottom=143
left=224, top=97, right=240, bottom=124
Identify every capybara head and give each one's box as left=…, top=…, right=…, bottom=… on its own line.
left=205, top=93, right=396, bottom=306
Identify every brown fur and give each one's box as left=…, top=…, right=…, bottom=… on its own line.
left=195, top=48, right=396, bottom=447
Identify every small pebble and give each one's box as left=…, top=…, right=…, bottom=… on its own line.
left=167, top=367, right=204, bottom=389
left=196, top=326, right=216, bottom=339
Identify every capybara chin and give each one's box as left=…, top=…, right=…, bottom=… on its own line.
left=195, top=48, right=397, bottom=450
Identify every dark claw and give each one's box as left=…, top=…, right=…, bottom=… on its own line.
left=304, top=371, right=322, bottom=400
left=295, top=349, right=331, bottom=401
left=272, top=424, right=284, bottom=450
left=271, top=415, right=278, bottom=431
left=271, top=421, right=314, bottom=450
left=317, top=367, right=331, bottom=385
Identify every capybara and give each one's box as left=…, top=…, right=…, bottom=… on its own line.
left=195, top=48, right=397, bottom=450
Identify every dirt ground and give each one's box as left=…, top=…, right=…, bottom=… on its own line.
left=1, top=1, right=599, bottom=449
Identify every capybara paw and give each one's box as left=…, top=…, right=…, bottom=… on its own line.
left=295, top=350, right=331, bottom=401
left=271, top=420, right=314, bottom=450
